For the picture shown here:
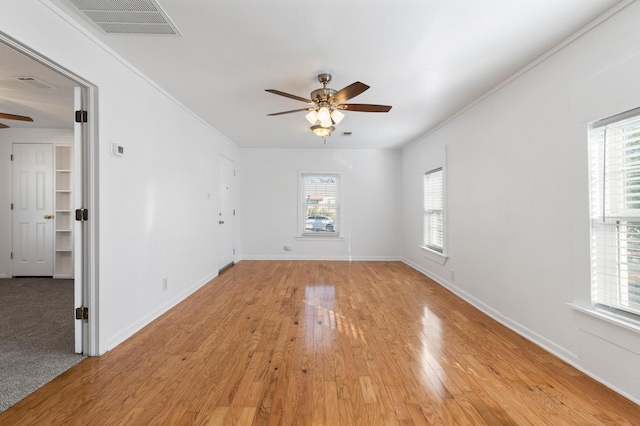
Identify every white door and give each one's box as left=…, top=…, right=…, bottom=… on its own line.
left=218, top=155, right=234, bottom=270
left=12, top=143, right=54, bottom=276
left=73, top=86, right=85, bottom=354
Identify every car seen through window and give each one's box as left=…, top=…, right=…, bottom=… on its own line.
left=305, top=215, right=335, bottom=232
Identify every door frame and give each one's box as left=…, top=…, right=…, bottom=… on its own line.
left=217, top=154, right=235, bottom=271
left=0, top=32, right=100, bottom=356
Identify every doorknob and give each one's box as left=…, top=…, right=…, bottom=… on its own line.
left=219, top=220, right=224, bottom=224
left=44, top=214, right=54, bottom=219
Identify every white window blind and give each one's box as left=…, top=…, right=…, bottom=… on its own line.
left=589, top=108, right=640, bottom=317
left=300, top=173, right=340, bottom=236
left=424, top=168, right=444, bottom=253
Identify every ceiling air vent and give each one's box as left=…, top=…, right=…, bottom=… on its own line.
left=340, top=132, right=353, bottom=137
left=66, top=0, right=181, bottom=36
left=16, top=77, right=56, bottom=89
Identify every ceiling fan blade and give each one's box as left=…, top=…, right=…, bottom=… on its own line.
left=267, top=108, right=313, bottom=116
left=265, top=89, right=313, bottom=104
left=0, top=122, right=9, bottom=129
left=328, top=82, right=369, bottom=104
left=0, top=112, right=33, bottom=122
left=338, top=103, right=392, bottom=113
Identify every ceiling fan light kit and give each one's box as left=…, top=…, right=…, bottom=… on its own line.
left=266, top=73, right=391, bottom=139
left=331, top=109, right=345, bottom=124
left=311, top=125, right=335, bottom=138
left=305, top=110, right=318, bottom=125
left=317, top=106, right=331, bottom=123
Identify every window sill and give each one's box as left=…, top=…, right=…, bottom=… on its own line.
left=296, top=235, right=344, bottom=242
left=569, top=303, right=640, bottom=334
left=420, top=246, right=448, bottom=265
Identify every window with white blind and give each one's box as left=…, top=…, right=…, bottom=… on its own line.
left=424, top=168, right=444, bottom=253
left=299, top=172, right=340, bottom=237
left=589, top=107, right=640, bottom=318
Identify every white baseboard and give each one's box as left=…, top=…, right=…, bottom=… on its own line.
left=105, top=271, right=218, bottom=352
left=401, top=258, right=579, bottom=365
left=238, top=255, right=401, bottom=261
left=401, top=257, right=640, bottom=406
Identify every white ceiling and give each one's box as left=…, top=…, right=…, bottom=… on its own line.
left=2, top=1, right=625, bottom=148
left=0, top=43, right=75, bottom=130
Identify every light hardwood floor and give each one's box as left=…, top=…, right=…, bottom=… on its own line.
left=2, top=261, right=639, bottom=425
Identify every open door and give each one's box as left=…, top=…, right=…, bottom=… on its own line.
left=73, top=86, right=86, bottom=354
left=0, top=33, right=96, bottom=356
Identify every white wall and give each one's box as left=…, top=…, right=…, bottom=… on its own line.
left=402, top=2, right=640, bottom=404
left=0, top=129, right=73, bottom=278
left=241, top=149, right=401, bottom=260
left=1, top=1, right=240, bottom=353
left=5, top=0, right=639, bottom=406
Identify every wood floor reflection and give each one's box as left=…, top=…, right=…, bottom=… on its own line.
left=2, top=261, right=639, bottom=425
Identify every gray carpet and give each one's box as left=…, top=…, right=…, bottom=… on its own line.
left=0, top=278, right=85, bottom=412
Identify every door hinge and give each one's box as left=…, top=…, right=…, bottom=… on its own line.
left=233, top=209, right=236, bottom=216
left=75, top=208, right=88, bottom=221
left=75, top=307, right=89, bottom=321
left=234, top=169, right=236, bottom=177
left=75, top=110, right=88, bottom=123
left=10, top=203, right=13, bottom=210
left=10, top=252, right=13, bottom=259
left=10, top=154, right=13, bottom=161
left=233, top=248, right=235, bottom=255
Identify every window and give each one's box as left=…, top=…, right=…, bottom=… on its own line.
left=299, top=173, right=340, bottom=236
left=424, top=168, right=444, bottom=253
left=589, top=107, right=640, bottom=318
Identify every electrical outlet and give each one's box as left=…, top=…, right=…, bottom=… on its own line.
left=450, top=271, right=455, bottom=282
left=111, top=142, right=124, bottom=157
left=162, top=277, right=168, bottom=291
left=284, top=245, right=292, bottom=251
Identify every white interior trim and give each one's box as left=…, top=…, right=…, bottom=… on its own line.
left=420, top=245, right=448, bottom=265
left=403, top=0, right=637, bottom=151
left=403, top=257, right=640, bottom=406
left=41, top=0, right=239, bottom=149
left=0, top=31, right=101, bottom=356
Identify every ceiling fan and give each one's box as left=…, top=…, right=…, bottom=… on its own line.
left=0, top=112, right=33, bottom=129
left=266, top=73, right=391, bottom=138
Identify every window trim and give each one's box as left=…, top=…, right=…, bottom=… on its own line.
left=422, top=167, right=446, bottom=259
left=298, top=170, right=342, bottom=238
left=420, top=245, right=449, bottom=265
left=588, top=108, right=640, bottom=322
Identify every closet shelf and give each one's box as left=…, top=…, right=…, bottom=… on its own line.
left=54, top=145, right=73, bottom=279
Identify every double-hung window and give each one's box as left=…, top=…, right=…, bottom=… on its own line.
left=589, top=108, right=640, bottom=318
left=299, top=172, right=340, bottom=237
left=424, top=168, right=444, bottom=253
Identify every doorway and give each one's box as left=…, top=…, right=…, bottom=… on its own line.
left=0, top=33, right=97, bottom=357
left=218, top=155, right=235, bottom=271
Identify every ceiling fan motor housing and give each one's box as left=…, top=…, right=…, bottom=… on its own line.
left=311, top=73, right=337, bottom=104
left=310, top=88, right=337, bottom=104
